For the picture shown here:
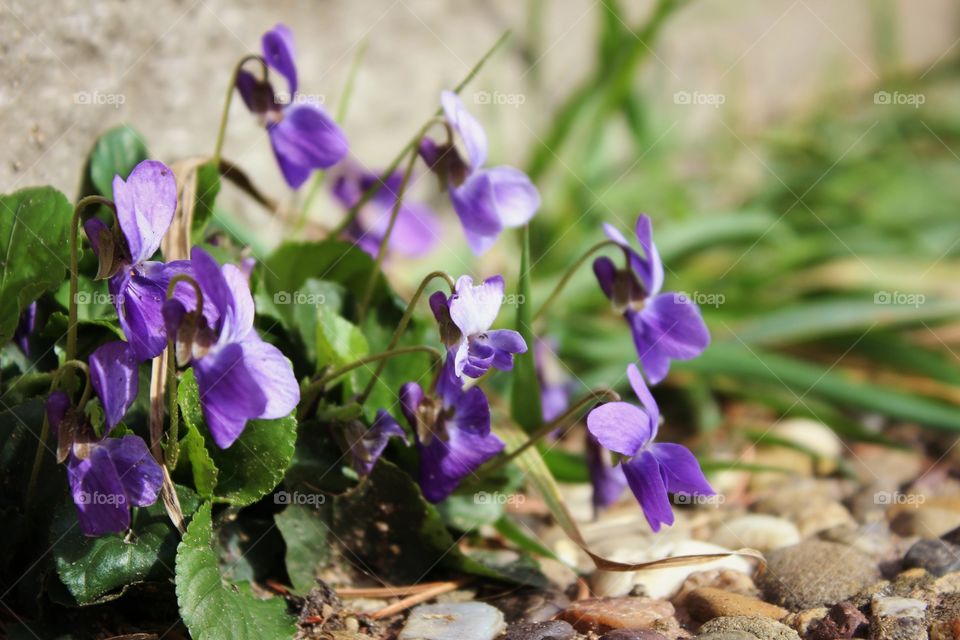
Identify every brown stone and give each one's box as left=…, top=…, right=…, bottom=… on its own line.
left=685, top=587, right=788, bottom=622
left=557, top=597, right=676, bottom=634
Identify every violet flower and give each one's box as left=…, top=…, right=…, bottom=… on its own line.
left=429, top=275, right=526, bottom=379
left=343, top=410, right=409, bottom=476
left=586, top=433, right=627, bottom=511
left=47, top=391, right=163, bottom=537
left=419, top=91, right=540, bottom=254
left=83, top=160, right=196, bottom=362
left=593, top=214, right=710, bottom=384
left=163, top=247, right=299, bottom=449
left=89, top=340, right=140, bottom=430
left=237, top=24, right=348, bottom=189
left=331, top=164, right=440, bottom=258
left=13, top=302, right=36, bottom=355
left=586, top=364, right=714, bottom=531
left=400, top=357, right=504, bottom=503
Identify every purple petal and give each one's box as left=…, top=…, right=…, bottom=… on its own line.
left=68, top=446, right=130, bottom=536
left=83, top=217, right=109, bottom=257
left=193, top=342, right=268, bottom=449
left=261, top=24, right=298, bottom=95
left=603, top=222, right=632, bottom=249
left=236, top=69, right=277, bottom=116
left=634, top=214, right=664, bottom=296
left=449, top=171, right=503, bottom=255
left=592, top=256, right=617, bottom=301
left=650, top=442, right=714, bottom=497
left=361, top=201, right=440, bottom=258
left=587, top=434, right=628, bottom=510
left=399, top=382, right=425, bottom=428
left=622, top=450, right=674, bottom=532
left=441, top=90, right=487, bottom=169
left=486, top=166, right=540, bottom=227
left=46, top=390, right=71, bottom=436
left=269, top=104, right=349, bottom=189
left=14, top=302, right=37, bottom=355
left=354, top=410, right=409, bottom=476
left=448, top=275, right=504, bottom=336
left=627, top=293, right=710, bottom=384
left=190, top=247, right=232, bottom=324
left=220, top=263, right=256, bottom=343
left=435, top=354, right=466, bottom=408
left=626, top=363, right=659, bottom=435
left=111, top=267, right=168, bottom=361
left=586, top=401, right=652, bottom=457
left=475, top=329, right=526, bottom=371
left=236, top=337, right=299, bottom=419
left=100, top=435, right=163, bottom=507
left=89, top=341, right=139, bottom=431
left=112, top=160, right=177, bottom=265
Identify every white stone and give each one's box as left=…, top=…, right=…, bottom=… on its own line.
left=398, top=602, right=506, bottom=640
left=711, top=514, right=801, bottom=552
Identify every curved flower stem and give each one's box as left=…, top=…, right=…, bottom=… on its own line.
left=329, top=29, right=511, bottom=238
left=212, top=54, right=269, bottom=169
left=67, top=196, right=116, bottom=366
left=357, top=270, right=455, bottom=404
left=532, top=239, right=622, bottom=323
left=166, top=274, right=204, bottom=313
left=300, top=345, right=443, bottom=420
left=481, top=387, right=620, bottom=476
left=24, top=359, right=92, bottom=510
left=162, top=274, right=203, bottom=469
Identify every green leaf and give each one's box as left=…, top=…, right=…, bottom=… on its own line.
left=191, top=161, right=221, bottom=241
left=176, top=502, right=296, bottom=640
left=679, top=343, right=960, bottom=432
left=0, top=186, right=73, bottom=344
left=82, top=125, right=149, bottom=198
left=274, top=503, right=331, bottom=593
left=510, top=226, right=542, bottom=431
left=178, top=370, right=297, bottom=505
left=316, top=305, right=369, bottom=372
left=52, top=485, right=199, bottom=606
left=177, top=371, right=219, bottom=499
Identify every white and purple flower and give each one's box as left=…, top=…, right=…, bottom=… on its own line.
left=237, top=24, right=348, bottom=189
left=399, top=357, right=503, bottom=503
left=593, top=214, right=710, bottom=384
left=419, top=91, right=540, bottom=254
left=586, top=364, right=714, bottom=531
left=429, top=275, right=527, bottom=379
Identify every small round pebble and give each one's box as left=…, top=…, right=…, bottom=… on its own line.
left=601, top=630, right=670, bottom=640
left=903, top=538, right=960, bottom=577
left=698, top=616, right=801, bottom=640
left=503, top=620, right=575, bottom=640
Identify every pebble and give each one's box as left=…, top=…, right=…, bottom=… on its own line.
left=903, top=538, right=960, bottom=577
left=633, top=541, right=755, bottom=600
left=773, top=418, right=843, bottom=474
left=697, top=615, right=800, bottom=640
left=710, top=515, right=800, bottom=553
left=685, top=587, right=788, bottom=622
left=695, top=632, right=757, bottom=640
left=869, top=596, right=927, bottom=640
left=819, top=522, right=897, bottom=560
left=929, top=592, right=960, bottom=640
left=398, top=602, right=506, bottom=640
left=806, top=602, right=869, bottom=640
left=557, top=597, right=676, bottom=634
left=849, top=445, right=924, bottom=486
left=600, top=630, right=670, bottom=640
left=502, top=620, right=575, bottom=640
left=758, top=540, right=880, bottom=609
left=890, top=505, right=960, bottom=539
left=674, top=570, right=760, bottom=603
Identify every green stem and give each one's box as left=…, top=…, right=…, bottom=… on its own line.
left=357, top=271, right=456, bottom=403
left=532, top=239, right=621, bottom=322
left=306, top=345, right=443, bottom=397
left=164, top=338, right=180, bottom=469
left=329, top=29, right=512, bottom=238
left=483, top=388, right=620, bottom=476
left=25, top=359, right=92, bottom=510
left=213, top=54, right=269, bottom=169
left=68, top=196, right=116, bottom=365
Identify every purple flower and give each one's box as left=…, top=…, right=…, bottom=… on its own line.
left=586, top=364, right=714, bottom=531
left=419, top=91, right=540, bottom=254
left=593, top=214, right=710, bottom=384
left=343, top=411, right=409, bottom=476
left=13, top=302, right=36, bottom=355
left=47, top=391, right=163, bottom=537
left=237, top=24, right=348, bottom=189
left=429, top=275, right=527, bottom=379
left=586, top=433, right=627, bottom=511
left=163, top=247, right=299, bottom=449
left=89, top=341, right=139, bottom=430
left=83, top=160, right=196, bottom=362
left=331, top=164, right=440, bottom=258
left=399, top=357, right=504, bottom=503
